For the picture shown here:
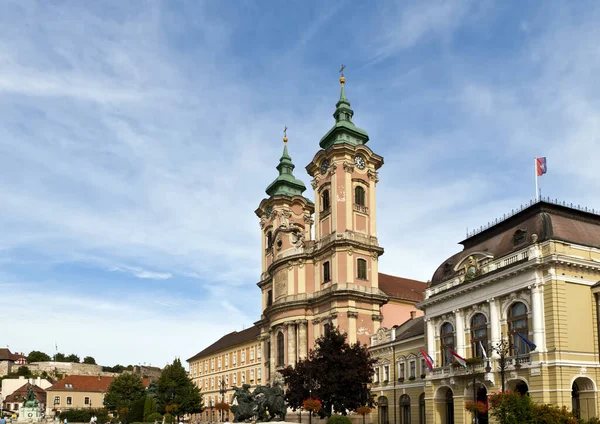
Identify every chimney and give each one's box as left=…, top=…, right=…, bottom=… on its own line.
left=37, top=377, right=41, bottom=386
left=410, top=311, right=416, bottom=320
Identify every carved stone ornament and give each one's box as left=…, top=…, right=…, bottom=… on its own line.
left=329, top=312, right=338, bottom=320
left=343, top=161, right=355, bottom=173
left=291, top=230, right=305, bottom=249
left=367, top=169, right=379, bottom=182
left=371, top=251, right=379, bottom=261
left=347, top=311, right=359, bottom=318
left=347, top=247, right=354, bottom=256
left=259, top=216, right=266, bottom=229
left=376, top=327, right=387, bottom=343
left=328, top=163, right=337, bottom=176
left=312, top=318, right=321, bottom=324
left=303, top=214, right=314, bottom=225
left=372, top=314, right=383, bottom=322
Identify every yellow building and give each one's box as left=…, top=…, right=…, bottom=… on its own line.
left=370, top=200, right=600, bottom=424
left=45, top=375, right=114, bottom=415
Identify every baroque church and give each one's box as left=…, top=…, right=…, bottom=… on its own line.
left=188, top=74, right=600, bottom=424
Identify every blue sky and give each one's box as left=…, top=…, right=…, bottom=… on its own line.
left=2, top=1, right=600, bottom=367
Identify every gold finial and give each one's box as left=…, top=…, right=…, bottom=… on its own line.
left=283, top=126, right=288, bottom=143
left=339, top=64, right=346, bottom=85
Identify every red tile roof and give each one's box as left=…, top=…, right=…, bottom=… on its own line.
left=378, top=272, right=427, bottom=302
left=3, top=383, right=47, bottom=404
left=47, top=375, right=114, bottom=392
left=0, top=348, right=21, bottom=362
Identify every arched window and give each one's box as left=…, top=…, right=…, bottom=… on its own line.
left=322, top=189, right=331, bottom=211
left=323, top=261, right=331, bottom=283
left=377, top=396, right=389, bottom=424
left=266, top=231, right=273, bottom=249
left=355, top=186, right=365, bottom=207
left=441, top=323, right=455, bottom=366
left=508, top=302, right=528, bottom=355
left=471, top=313, right=488, bottom=358
left=276, top=332, right=284, bottom=366
left=357, top=258, right=367, bottom=280
left=419, top=393, right=426, bottom=424
left=400, top=394, right=411, bottom=424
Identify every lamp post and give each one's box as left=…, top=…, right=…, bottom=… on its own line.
left=489, top=339, right=510, bottom=393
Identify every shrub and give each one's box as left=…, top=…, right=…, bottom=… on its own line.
left=125, top=396, right=146, bottom=423
left=303, top=398, right=322, bottom=413
left=59, top=408, right=109, bottom=423
left=531, top=403, right=576, bottom=424
left=355, top=406, right=371, bottom=416
left=146, top=413, right=163, bottom=423
left=328, top=415, right=352, bottom=424
left=488, top=392, right=533, bottom=424
left=163, top=413, right=173, bottom=423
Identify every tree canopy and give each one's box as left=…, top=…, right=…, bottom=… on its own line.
left=103, top=373, right=146, bottom=413
left=156, top=358, right=203, bottom=417
left=27, top=351, right=51, bottom=363
left=83, top=356, right=97, bottom=365
left=280, top=328, right=376, bottom=416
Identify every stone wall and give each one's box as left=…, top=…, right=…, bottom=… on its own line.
left=0, top=360, right=14, bottom=377
left=28, top=362, right=117, bottom=377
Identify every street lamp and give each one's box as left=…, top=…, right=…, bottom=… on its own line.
left=489, top=339, right=511, bottom=392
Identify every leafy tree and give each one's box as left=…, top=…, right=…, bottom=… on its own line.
left=156, top=358, right=203, bottom=419
left=54, top=353, right=67, bottom=362
left=125, top=395, right=146, bottom=423
left=143, top=395, right=157, bottom=421
left=27, top=350, right=51, bottom=363
left=104, top=373, right=146, bottom=414
left=66, top=354, right=80, bottom=363
left=83, top=356, right=97, bottom=365
left=280, top=328, right=376, bottom=417
left=17, top=366, right=33, bottom=378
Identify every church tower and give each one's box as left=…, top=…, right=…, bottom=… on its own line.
left=256, top=72, right=387, bottom=383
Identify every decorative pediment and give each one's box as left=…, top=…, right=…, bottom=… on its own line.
left=454, top=252, right=494, bottom=281
left=513, top=228, right=528, bottom=246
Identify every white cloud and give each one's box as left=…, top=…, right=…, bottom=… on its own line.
left=111, top=266, right=172, bottom=280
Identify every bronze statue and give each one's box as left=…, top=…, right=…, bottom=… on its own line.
left=230, top=383, right=287, bottom=422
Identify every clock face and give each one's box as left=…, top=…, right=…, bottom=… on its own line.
left=320, top=159, right=330, bottom=175
left=466, top=265, right=477, bottom=278
left=354, top=155, right=366, bottom=170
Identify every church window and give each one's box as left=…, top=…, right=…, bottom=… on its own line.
left=277, top=332, right=285, bottom=366
left=471, top=313, right=488, bottom=358
left=355, top=186, right=366, bottom=206
left=267, top=290, right=273, bottom=306
left=322, top=190, right=331, bottom=211
left=508, top=302, right=529, bottom=355
left=323, top=261, right=331, bottom=283
left=357, top=258, right=367, bottom=280
left=266, top=231, right=273, bottom=249
left=441, top=322, right=455, bottom=366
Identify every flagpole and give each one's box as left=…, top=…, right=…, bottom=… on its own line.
left=535, top=157, right=539, bottom=202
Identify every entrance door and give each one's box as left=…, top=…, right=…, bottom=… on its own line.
left=445, top=389, right=454, bottom=424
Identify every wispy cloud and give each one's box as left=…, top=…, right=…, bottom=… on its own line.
left=111, top=266, right=172, bottom=280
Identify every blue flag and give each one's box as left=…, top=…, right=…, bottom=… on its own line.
left=516, top=332, right=536, bottom=351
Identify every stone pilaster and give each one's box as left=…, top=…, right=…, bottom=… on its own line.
left=297, top=320, right=308, bottom=360
left=488, top=298, right=501, bottom=357
left=269, top=330, right=276, bottom=378
left=455, top=309, right=465, bottom=357
left=287, top=322, right=297, bottom=366
left=531, top=281, right=545, bottom=352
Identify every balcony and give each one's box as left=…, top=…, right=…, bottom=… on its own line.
left=353, top=204, right=369, bottom=214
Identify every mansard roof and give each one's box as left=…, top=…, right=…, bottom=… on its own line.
left=431, top=199, right=600, bottom=286
left=187, top=325, right=260, bottom=363
left=395, top=316, right=425, bottom=341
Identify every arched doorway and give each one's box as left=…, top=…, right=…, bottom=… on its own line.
left=476, top=385, right=488, bottom=424
left=434, top=387, right=454, bottom=424
left=418, top=393, right=425, bottom=424
left=445, top=389, right=454, bottom=424
left=507, top=379, right=529, bottom=396
left=400, top=394, right=410, bottom=424
left=378, top=396, right=389, bottom=424
left=572, top=377, right=597, bottom=420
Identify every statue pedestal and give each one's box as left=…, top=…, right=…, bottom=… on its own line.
left=18, top=406, right=42, bottom=422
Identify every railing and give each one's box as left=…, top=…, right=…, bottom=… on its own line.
left=466, top=196, right=600, bottom=238
left=353, top=203, right=369, bottom=214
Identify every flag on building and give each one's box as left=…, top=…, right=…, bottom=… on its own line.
left=446, top=347, right=467, bottom=368
left=419, top=347, right=435, bottom=372
left=479, top=341, right=488, bottom=359
left=536, top=157, right=547, bottom=176
left=516, top=332, right=537, bottom=351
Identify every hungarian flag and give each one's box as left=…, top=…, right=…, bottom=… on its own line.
left=446, top=347, right=467, bottom=368
left=419, top=347, right=435, bottom=372
left=536, top=157, right=547, bottom=176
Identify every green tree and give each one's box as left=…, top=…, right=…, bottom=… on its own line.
left=66, top=354, right=80, bottom=363
left=280, top=328, right=376, bottom=417
left=83, top=356, right=96, bottom=365
left=103, top=373, right=146, bottom=414
left=17, top=366, right=33, bottom=377
left=156, top=358, right=203, bottom=419
left=27, top=350, right=51, bottom=363
left=143, top=395, right=158, bottom=421
left=54, top=353, right=67, bottom=362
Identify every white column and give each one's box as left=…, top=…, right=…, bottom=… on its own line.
left=531, top=284, right=545, bottom=352
left=426, top=318, right=435, bottom=357
left=287, top=323, right=297, bottom=366
left=488, top=298, right=501, bottom=358
left=455, top=309, right=465, bottom=357
left=298, top=320, right=308, bottom=360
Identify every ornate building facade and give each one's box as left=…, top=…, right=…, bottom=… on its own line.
left=187, top=74, right=427, bottom=416
left=370, top=200, right=600, bottom=424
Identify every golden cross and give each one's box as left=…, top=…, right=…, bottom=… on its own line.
left=339, top=64, right=346, bottom=77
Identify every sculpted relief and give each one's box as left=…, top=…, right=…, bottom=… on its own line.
left=274, top=269, right=288, bottom=299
